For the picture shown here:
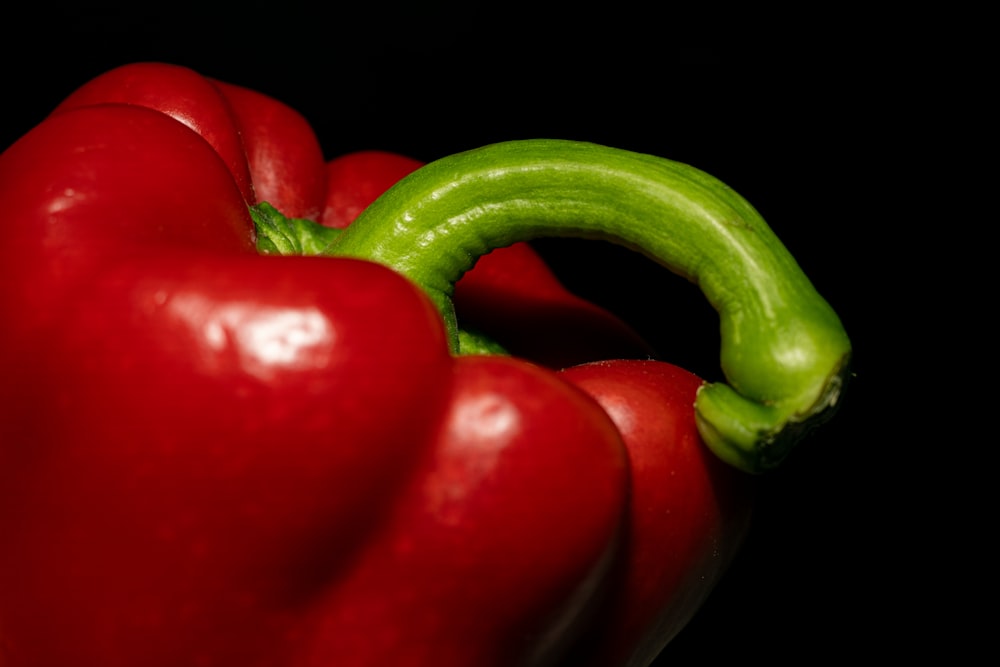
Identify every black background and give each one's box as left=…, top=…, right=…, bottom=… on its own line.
left=3, top=5, right=970, bottom=665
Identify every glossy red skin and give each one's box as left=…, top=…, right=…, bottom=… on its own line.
left=213, top=79, right=329, bottom=222
left=323, top=150, right=653, bottom=368
left=52, top=61, right=258, bottom=205
left=322, top=149, right=422, bottom=229
left=302, top=356, right=628, bottom=666
left=0, top=102, right=453, bottom=666
left=0, top=65, right=632, bottom=666
left=559, top=360, right=755, bottom=667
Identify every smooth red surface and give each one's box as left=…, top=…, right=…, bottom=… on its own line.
left=0, top=100, right=455, bottom=667
left=560, top=360, right=755, bottom=666
left=322, top=149, right=425, bottom=229
left=51, top=61, right=258, bottom=204
left=301, top=356, right=629, bottom=666
left=453, top=242, right=653, bottom=368
left=214, top=79, right=329, bottom=222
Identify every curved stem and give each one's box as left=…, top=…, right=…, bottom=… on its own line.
left=327, top=139, right=851, bottom=473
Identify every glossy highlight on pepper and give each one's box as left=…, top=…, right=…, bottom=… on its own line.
left=0, top=61, right=849, bottom=667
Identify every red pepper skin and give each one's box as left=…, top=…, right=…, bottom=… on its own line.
left=212, top=79, right=329, bottom=222
left=452, top=243, right=654, bottom=368
left=1, top=104, right=255, bottom=340
left=0, top=102, right=457, bottom=666
left=51, top=62, right=331, bottom=225
left=323, top=150, right=653, bottom=367
left=302, top=355, right=628, bottom=666
left=559, top=360, right=755, bottom=666
left=0, top=66, right=633, bottom=666
left=51, top=61, right=258, bottom=205
left=322, top=149, right=423, bottom=229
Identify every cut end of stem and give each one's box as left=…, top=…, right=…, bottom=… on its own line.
left=695, top=350, right=852, bottom=473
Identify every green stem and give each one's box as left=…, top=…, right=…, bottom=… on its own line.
left=326, top=139, right=851, bottom=473
left=251, top=202, right=342, bottom=255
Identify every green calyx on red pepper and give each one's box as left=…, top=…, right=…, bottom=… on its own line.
left=0, top=62, right=850, bottom=667
left=255, top=140, right=851, bottom=474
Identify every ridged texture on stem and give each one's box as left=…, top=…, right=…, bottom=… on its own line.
left=330, top=139, right=851, bottom=472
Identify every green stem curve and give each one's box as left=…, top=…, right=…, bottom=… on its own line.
left=326, top=139, right=850, bottom=473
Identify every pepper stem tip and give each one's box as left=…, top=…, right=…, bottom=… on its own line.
left=695, top=351, right=851, bottom=473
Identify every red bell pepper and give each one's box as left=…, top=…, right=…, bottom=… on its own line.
left=315, top=150, right=757, bottom=665
left=0, top=62, right=851, bottom=666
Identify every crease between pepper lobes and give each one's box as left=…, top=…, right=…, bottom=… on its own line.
left=254, top=139, right=851, bottom=473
